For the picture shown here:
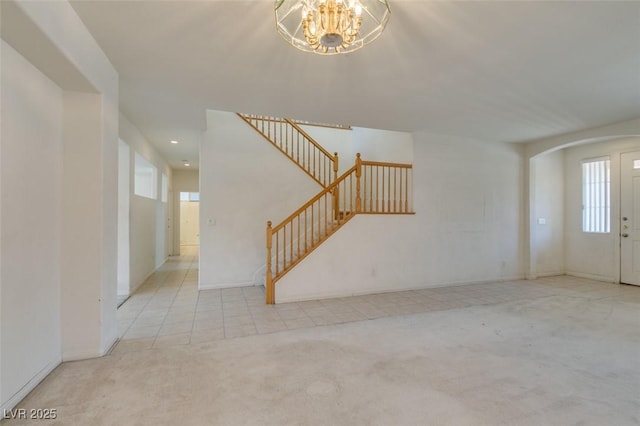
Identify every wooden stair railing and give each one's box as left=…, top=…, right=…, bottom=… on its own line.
left=265, top=154, right=414, bottom=304
left=237, top=113, right=338, bottom=188
left=360, top=160, right=414, bottom=214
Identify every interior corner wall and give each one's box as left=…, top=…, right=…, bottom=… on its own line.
left=1, top=40, right=63, bottom=411
left=276, top=133, right=525, bottom=302
left=2, top=0, right=120, bottom=388
left=119, top=113, right=173, bottom=294
left=563, top=137, right=640, bottom=281
left=298, top=125, right=414, bottom=175
left=117, top=140, right=131, bottom=296
left=61, top=91, right=109, bottom=360
left=199, top=111, right=323, bottom=289
left=352, top=127, right=414, bottom=164
left=530, top=150, right=565, bottom=277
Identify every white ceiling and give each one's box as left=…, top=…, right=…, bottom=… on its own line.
left=69, top=0, right=640, bottom=169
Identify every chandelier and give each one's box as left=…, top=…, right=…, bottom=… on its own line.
left=275, top=0, right=391, bottom=55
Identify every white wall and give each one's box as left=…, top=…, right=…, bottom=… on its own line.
left=1, top=40, right=63, bottom=411
left=526, top=118, right=640, bottom=159
left=352, top=127, right=414, bottom=164
left=61, top=91, right=107, bottom=359
left=119, top=113, right=172, bottom=293
left=563, top=137, right=640, bottom=281
left=300, top=125, right=414, bottom=175
left=1, top=0, right=119, bottom=411
left=299, top=125, right=353, bottom=175
left=173, top=170, right=199, bottom=191
left=117, top=140, right=131, bottom=296
left=530, top=150, right=565, bottom=276
left=7, top=1, right=121, bottom=361
left=200, top=111, right=322, bottom=288
left=277, top=133, right=525, bottom=302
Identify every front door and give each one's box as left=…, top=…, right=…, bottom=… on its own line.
left=620, top=151, right=640, bottom=286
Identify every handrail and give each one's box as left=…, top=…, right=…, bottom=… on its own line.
left=292, top=120, right=352, bottom=130
left=271, top=166, right=356, bottom=233
left=361, top=160, right=413, bottom=169
left=237, top=113, right=338, bottom=188
left=265, top=153, right=415, bottom=303
left=243, top=116, right=286, bottom=123
left=361, top=160, right=414, bottom=214
left=238, top=115, right=351, bottom=130
left=284, top=119, right=335, bottom=160
left=265, top=165, right=359, bottom=303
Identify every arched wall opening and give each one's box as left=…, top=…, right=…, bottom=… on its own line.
left=527, top=128, right=640, bottom=283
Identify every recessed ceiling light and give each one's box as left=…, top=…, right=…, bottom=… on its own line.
left=170, top=140, right=179, bottom=144
left=184, top=163, right=190, bottom=167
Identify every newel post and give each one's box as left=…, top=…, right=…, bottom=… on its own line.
left=355, top=153, right=362, bottom=213
left=266, top=221, right=274, bottom=304
left=333, top=152, right=339, bottom=220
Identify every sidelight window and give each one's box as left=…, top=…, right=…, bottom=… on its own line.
left=582, top=157, right=610, bottom=233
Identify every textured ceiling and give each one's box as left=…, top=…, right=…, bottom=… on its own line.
left=69, top=1, right=640, bottom=169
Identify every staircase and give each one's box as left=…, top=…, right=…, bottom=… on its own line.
left=237, top=113, right=338, bottom=188
left=238, top=114, right=414, bottom=304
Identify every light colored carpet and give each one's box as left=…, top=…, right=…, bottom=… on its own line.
left=6, top=286, right=639, bottom=425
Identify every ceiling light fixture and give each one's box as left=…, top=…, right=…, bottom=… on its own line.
left=170, top=140, right=179, bottom=144
left=275, top=0, right=390, bottom=55
left=184, top=163, right=190, bottom=167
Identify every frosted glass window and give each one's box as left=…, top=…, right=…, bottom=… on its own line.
left=161, top=173, right=168, bottom=203
left=134, top=153, right=157, bottom=199
left=633, top=160, right=640, bottom=169
left=582, top=158, right=610, bottom=233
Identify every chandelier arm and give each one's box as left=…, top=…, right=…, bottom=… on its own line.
left=277, top=2, right=301, bottom=22
left=275, top=0, right=390, bottom=55
left=360, top=4, right=384, bottom=26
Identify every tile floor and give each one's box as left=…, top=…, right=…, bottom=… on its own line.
left=114, top=248, right=640, bottom=354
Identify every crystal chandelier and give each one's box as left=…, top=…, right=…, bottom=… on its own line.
left=275, top=0, right=391, bottom=55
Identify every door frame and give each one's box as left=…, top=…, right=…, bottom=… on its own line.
left=619, top=150, right=640, bottom=285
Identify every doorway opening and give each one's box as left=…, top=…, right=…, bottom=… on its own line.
left=180, top=192, right=200, bottom=256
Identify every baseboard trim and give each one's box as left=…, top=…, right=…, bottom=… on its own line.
left=130, top=259, right=173, bottom=295
left=565, top=271, right=616, bottom=283
left=62, top=349, right=104, bottom=362
left=534, top=271, right=566, bottom=278
left=101, top=336, right=118, bottom=357
left=199, top=281, right=256, bottom=291
left=1, top=357, right=61, bottom=413
left=275, top=275, right=527, bottom=304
